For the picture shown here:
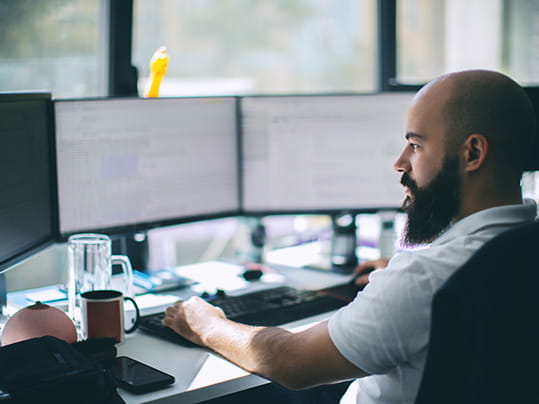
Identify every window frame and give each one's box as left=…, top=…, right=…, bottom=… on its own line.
left=108, top=0, right=414, bottom=97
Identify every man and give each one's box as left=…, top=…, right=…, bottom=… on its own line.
left=163, top=70, right=537, bottom=403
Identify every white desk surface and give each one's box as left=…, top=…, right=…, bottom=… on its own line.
left=116, top=263, right=352, bottom=403
left=117, top=310, right=334, bottom=404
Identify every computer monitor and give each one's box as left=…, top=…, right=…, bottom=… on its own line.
left=0, top=92, right=58, bottom=273
left=54, top=97, right=240, bottom=237
left=240, top=93, right=414, bottom=214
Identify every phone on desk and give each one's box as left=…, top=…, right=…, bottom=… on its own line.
left=111, top=356, right=175, bottom=394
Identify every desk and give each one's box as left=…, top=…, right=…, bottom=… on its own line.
left=115, top=264, right=352, bottom=403
left=1, top=239, right=367, bottom=402
left=117, top=310, right=334, bottom=404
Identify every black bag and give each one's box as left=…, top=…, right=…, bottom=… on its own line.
left=0, top=336, right=124, bottom=404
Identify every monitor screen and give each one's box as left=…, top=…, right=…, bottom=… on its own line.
left=54, top=97, right=239, bottom=236
left=0, top=92, right=57, bottom=273
left=240, top=93, right=414, bottom=214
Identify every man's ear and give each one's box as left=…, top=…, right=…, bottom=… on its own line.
left=462, top=133, right=488, bottom=172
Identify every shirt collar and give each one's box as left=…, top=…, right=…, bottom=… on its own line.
left=432, top=198, right=537, bottom=246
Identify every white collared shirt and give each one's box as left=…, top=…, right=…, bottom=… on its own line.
left=329, top=199, right=537, bottom=404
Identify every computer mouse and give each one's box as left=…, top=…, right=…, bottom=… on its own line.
left=242, top=268, right=264, bottom=281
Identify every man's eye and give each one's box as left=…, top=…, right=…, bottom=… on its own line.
left=409, top=143, right=419, bottom=150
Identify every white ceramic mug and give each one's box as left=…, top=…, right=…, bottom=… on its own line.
left=80, top=290, right=140, bottom=343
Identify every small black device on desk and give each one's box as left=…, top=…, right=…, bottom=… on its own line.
left=139, top=283, right=359, bottom=347
left=241, top=262, right=265, bottom=281
left=110, top=356, right=175, bottom=394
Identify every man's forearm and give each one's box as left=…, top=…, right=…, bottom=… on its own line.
left=197, top=316, right=299, bottom=386
left=163, top=298, right=366, bottom=389
left=195, top=317, right=366, bottom=390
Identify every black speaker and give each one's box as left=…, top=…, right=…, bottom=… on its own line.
left=330, top=213, right=358, bottom=272
left=111, top=233, right=150, bottom=272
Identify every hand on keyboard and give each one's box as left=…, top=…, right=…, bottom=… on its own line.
left=161, top=296, right=226, bottom=347
left=139, top=286, right=353, bottom=347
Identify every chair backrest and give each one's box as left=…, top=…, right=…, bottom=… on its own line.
left=414, top=221, right=539, bottom=404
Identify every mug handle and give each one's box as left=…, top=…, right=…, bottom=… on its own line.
left=124, top=296, right=140, bottom=334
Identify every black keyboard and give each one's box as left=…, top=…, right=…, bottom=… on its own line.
left=139, top=285, right=356, bottom=347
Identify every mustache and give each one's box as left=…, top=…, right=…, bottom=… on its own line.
left=400, top=173, right=418, bottom=193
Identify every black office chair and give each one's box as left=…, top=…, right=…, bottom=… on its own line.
left=414, top=220, right=539, bottom=404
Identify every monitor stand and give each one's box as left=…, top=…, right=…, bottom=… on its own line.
left=305, top=213, right=358, bottom=274
left=234, top=216, right=266, bottom=264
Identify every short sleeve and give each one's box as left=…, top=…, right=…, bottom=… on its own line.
left=328, top=252, right=435, bottom=374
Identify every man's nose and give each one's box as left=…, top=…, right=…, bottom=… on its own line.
left=394, top=148, right=411, bottom=173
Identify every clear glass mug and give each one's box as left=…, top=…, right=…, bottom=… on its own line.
left=67, top=233, right=133, bottom=325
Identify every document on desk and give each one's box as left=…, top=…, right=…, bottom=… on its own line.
left=171, top=261, right=286, bottom=294
left=172, top=261, right=248, bottom=292
left=25, top=286, right=67, bottom=304
left=134, top=293, right=181, bottom=316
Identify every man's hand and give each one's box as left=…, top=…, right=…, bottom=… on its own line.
left=353, top=258, right=389, bottom=287
left=162, top=297, right=226, bottom=346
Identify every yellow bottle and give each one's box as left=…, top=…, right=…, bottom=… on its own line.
left=144, top=46, right=169, bottom=98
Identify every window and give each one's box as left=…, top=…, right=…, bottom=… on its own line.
left=397, top=0, right=539, bottom=85
left=0, top=0, right=107, bottom=98
left=133, top=0, right=378, bottom=96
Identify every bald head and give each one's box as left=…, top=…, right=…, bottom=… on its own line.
left=416, top=70, right=536, bottom=180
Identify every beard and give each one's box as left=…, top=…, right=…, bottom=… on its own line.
left=401, top=156, right=461, bottom=246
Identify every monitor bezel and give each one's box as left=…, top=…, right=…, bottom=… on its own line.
left=0, top=91, right=59, bottom=273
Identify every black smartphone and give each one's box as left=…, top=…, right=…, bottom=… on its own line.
left=111, top=356, right=175, bottom=394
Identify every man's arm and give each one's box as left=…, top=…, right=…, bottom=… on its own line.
left=162, top=297, right=368, bottom=390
